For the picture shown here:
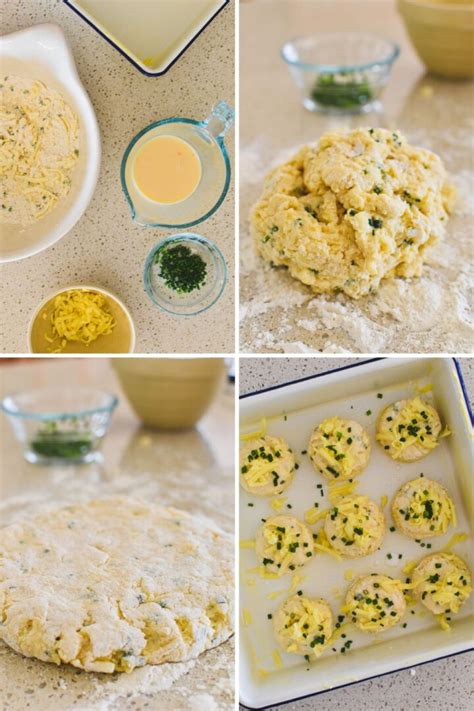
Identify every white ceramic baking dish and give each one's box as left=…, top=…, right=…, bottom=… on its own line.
left=0, top=24, right=100, bottom=263
left=239, top=357, right=473, bottom=709
left=63, top=0, right=230, bottom=76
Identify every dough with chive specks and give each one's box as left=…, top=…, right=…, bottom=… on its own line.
left=250, top=128, right=455, bottom=299
left=255, top=515, right=314, bottom=577
left=412, top=553, right=472, bottom=615
left=309, top=416, right=370, bottom=481
left=392, top=476, right=456, bottom=539
left=240, top=435, right=295, bottom=496
left=273, top=594, right=333, bottom=658
left=324, top=495, right=385, bottom=558
left=344, top=574, right=406, bottom=632
left=0, top=497, right=234, bottom=673
left=376, top=397, right=444, bottom=461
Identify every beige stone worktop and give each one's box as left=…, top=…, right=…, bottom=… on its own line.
left=1, top=0, right=235, bottom=354
left=0, top=358, right=235, bottom=710
left=240, top=0, right=474, bottom=355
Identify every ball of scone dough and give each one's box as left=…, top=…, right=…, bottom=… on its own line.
left=273, top=594, right=333, bottom=658
left=392, top=476, right=456, bottom=539
left=376, top=397, right=444, bottom=462
left=240, top=435, right=295, bottom=496
left=255, top=515, right=314, bottom=577
left=309, top=416, right=370, bottom=481
left=344, top=574, right=406, bottom=632
left=412, top=553, right=472, bottom=616
left=250, top=128, right=455, bottom=299
left=324, top=495, right=385, bottom=558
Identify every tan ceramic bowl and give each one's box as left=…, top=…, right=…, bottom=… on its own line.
left=112, top=358, right=225, bottom=429
left=398, top=0, right=474, bottom=78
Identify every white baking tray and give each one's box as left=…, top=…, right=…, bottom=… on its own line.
left=239, top=358, right=473, bottom=709
left=64, top=0, right=229, bottom=76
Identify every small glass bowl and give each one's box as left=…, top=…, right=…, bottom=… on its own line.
left=143, top=233, right=227, bottom=316
left=1, top=387, right=118, bottom=465
left=281, top=33, right=400, bottom=115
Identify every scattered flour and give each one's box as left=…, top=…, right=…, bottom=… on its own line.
left=240, top=126, right=474, bottom=354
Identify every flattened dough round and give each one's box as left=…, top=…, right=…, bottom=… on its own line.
left=324, top=495, right=385, bottom=558
left=376, top=397, right=443, bottom=461
left=255, top=515, right=314, bottom=577
left=309, top=416, right=370, bottom=481
left=273, top=594, right=333, bottom=658
left=240, top=435, right=295, bottom=496
left=0, top=497, right=234, bottom=673
left=412, top=553, right=472, bottom=616
left=392, top=476, right=455, bottom=539
left=251, top=128, right=455, bottom=299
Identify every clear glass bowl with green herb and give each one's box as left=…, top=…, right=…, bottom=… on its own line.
left=143, top=233, right=227, bottom=316
left=1, top=388, right=117, bottom=465
left=281, top=33, right=399, bottom=114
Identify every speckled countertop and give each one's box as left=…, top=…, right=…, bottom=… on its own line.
left=0, top=358, right=235, bottom=710
left=0, top=0, right=234, bottom=354
left=239, top=356, right=473, bottom=710
left=240, top=0, right=474, bottom=354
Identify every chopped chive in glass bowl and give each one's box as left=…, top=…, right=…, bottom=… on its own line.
left=143, top=233, right=227, bottom=316
left=281, top=33, right=400, bottom=114
left=1, top=387, right=117, bottom=465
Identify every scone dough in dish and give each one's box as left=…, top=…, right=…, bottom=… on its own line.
left=255, top=515, right=314, bottom=577
left=250, top=127, right=455, bottom=299
left=324, top=495, right=385, bottom=558
left=309, top=417, right=370, bottom=481
left=273, top=594, right=333, bottom=658
left=240, top=435, right=295, bottom=496
left=0, top=497, right=234, bottom=673
left=412, top=553, right=472, bottom=616
left=376, top=397, right=445, bottom=461
left=392, top=476, right=456, bottom=539
left=344, top=574, right=406, bottom=632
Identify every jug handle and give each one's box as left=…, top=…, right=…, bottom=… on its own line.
left=201, top=101, right=235, bottom=140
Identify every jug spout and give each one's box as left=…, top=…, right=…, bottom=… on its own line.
left=202, top=100, right=235, bottom=139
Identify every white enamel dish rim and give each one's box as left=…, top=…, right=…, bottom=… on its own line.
left=239, top=357, right=473, bottom=709
left=0, top=23, right=100, bottom=262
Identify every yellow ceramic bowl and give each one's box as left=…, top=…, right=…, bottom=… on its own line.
left=112, top=358, right=225, bottom=429
left=398, top=0, right=474, bottom=78
left=28, top=285, right=135, bottom=354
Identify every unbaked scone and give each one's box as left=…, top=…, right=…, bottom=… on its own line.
left=411, top=553, right=472, bottom=616
left=240, top=435, right=295, bottom=496
left=343, top=574, right=406, bottom=632
left=255, top=515, right=314, bottom=576
left=376, top=396, right=446, bottom=461
left=273, top=594, right=333, bottom=658
left=324, top=495, right=385, bottom=558
left=250, top=128, right=455, bottom=299
left=309, top=416, right=370, bottom=481
left=0, top=497, right=234, bottom=673
left=392, top=476, right=456, bottom=539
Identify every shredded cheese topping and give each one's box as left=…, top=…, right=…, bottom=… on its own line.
left=344, top=575, right=406, bottom=631
left=240, top=435, right=294, bottom=493
left=0, top=75, right=79, bottom=225
left=258, top=516, right=313, bottom=575
left=377, top=397, right=449, bottom=459
left=393, top=476, right=456, bottom=536
left=324, top=495, right=385, bottom=556
left=413, top=553, right=472, bottom=616
left=309, top=417, right=369, bottom=480
left=275, top=595, right=333, bottom=657
left=45, top=290, right=116, bottom=353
